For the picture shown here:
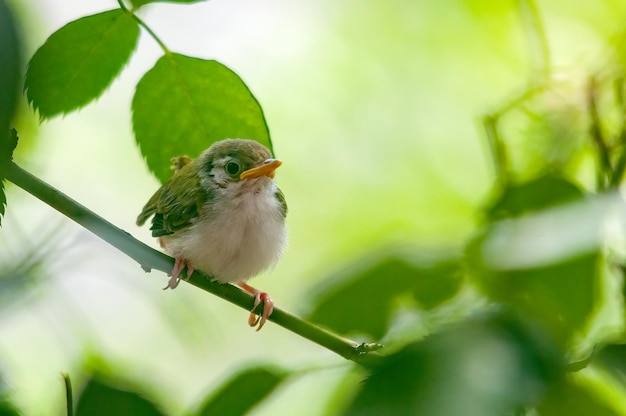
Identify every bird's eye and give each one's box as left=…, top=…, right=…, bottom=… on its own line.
left=225, top=161, right=242, bottom=176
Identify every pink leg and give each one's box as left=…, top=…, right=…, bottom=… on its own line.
left=238, top=283, right=274, bottom=331
left=164, top=257, right=190, bottom=290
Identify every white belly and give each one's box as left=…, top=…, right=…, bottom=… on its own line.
left=160, top=183, right=287, bottom=284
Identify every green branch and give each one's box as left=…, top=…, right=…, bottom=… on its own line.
left=4, top=161, right=381, bottom=364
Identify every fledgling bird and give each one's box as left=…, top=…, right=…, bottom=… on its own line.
left=136, top=139, right=288, bottom=330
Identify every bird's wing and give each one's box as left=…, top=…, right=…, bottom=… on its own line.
left=275, top=187, right=288, bottom=217
left=136, top=162, right=209, bottom=237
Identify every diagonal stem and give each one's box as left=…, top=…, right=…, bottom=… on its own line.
left=3, top=161, right=381, bottom=364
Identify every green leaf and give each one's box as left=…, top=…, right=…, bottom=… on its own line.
left=593, top=344, right=626, bottom=384
left=536, top=375, right=619, bottom=416
left=25, top=9, right=140, bottom=118
left=308, top=252, right=462, bottom=339
left=195, top=367, right=287, bottom=416
left=75, top=376, right=165, bottom=416
left=344, top=313, right=562, bottom=416
left=485, top=174, right=584, bottom=221
left=132, top=53, right=271, bottom=183
left=471, top=175, right=599, bottom=348
left=0, top=129, right=18, bottom=227
left=131, top=0, right=206, bottom=8
left=0, top=401, right=20, bottom=416
left=0, top=0, right=20, bottom=152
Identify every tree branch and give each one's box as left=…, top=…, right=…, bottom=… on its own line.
left=4, top=161, right=381, bottom=364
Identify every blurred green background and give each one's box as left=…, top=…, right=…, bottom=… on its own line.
left=3, top=0, right=626, bottom=414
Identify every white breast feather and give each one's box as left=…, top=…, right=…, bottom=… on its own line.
left=161, top=179, right=287, bottom=284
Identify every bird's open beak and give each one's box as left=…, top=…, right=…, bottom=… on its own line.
left=240, top=159, right=282, bottom=180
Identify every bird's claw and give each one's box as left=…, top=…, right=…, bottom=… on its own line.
left=248, top=291, right=274, bottom=331
left=164, top=258, right=193, bottom=290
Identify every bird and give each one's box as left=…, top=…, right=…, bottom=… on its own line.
left=136, top=138, right=288, bottom=331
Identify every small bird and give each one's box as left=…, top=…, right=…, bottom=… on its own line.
left=136, top=139, right=288, bottom=330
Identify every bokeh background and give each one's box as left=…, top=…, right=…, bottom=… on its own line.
left=3, top=0, right=626, bottom=414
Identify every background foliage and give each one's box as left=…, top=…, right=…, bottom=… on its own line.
left=3, top=0, right=626, bottom=415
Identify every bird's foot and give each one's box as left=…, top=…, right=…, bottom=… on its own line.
left=164, top=258, right=194, bottom=290
left=238, top=283, right=274, bottom=331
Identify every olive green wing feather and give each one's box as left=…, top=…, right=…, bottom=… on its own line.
left=275, top=187, right=287, bottom=217
left=136, top=161, right=209, bottom=237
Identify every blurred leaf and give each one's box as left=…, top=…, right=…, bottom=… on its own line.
left=0, top=0, right=20, bottom=227
left=474, top=250, right=599, bottom=349
left=194, top=366, right=287, bottom=416
left=0, top=129, right=18, bottom=227
left=472, top=174, right=599, bottom=348
left=308, top=253, right=462, bottom=339
left=75, top=376, right=165, bottom=416
left=131, top=0, right=206, bottom=7
left=0, top=0, right=20, bottom=152
left=593, top=344, right=626, bottom=383
left=344, top=312, right=562, bottom=416
left=25, top=9, right=139, bottom=118
left=485, top=174, right=584, bottom=221
left=536, top=375, right=618, bottom=416
left=0, top=402, right=19, bottom=416
left=132, top=53, right=271, bottom=183
left=0, top=224, right=61, bottom=307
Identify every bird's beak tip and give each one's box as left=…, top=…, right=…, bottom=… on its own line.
left=240, top=159, right=282, bottom=180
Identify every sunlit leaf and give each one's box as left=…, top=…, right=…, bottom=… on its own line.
left=131, top=0, right=206, bottom=7
left=195, top=366, right=288, bottom=416
left=132, top=53, right=271, bottom=183
left=75, top=376, right=165, bottom=416
left=536, top=375, right=618, bottom=416
left=344, top=313, right=562, bottom=416
left=0, top=0, right=20, bottom=150
left=308, top=253, right=462, bottom=339
left=25, top=9, right=140, bottom=118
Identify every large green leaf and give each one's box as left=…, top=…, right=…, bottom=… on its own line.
left=25, top=9, right=140, bottom=118
left=308, top=252, right=462, bottom=339
left=344, top=313, right=562, bottom=416
left=194, top=366, right=287, bottom=416
left=132, top=53, right=271, bottom=183
left=131, top=0, right=206, bottom=8
left=75, top=376, right=165, bottom=416
left=0, top=0, right=20, bottom=151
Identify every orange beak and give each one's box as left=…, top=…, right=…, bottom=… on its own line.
left=240, top=159, right=282, bottom=180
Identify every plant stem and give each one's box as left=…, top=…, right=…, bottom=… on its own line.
left=4, top=162, right=380, bottom=364
left=117, top=0, right=171, bottom=54
left=62, top=373, right=73, bottom=416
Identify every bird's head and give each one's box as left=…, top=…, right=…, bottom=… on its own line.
left=198, top=139, right=282, bottom=190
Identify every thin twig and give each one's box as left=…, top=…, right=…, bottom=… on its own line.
left=587, top=76, right=612, bottom=190
left=4, top=162, right=381, bottom=364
